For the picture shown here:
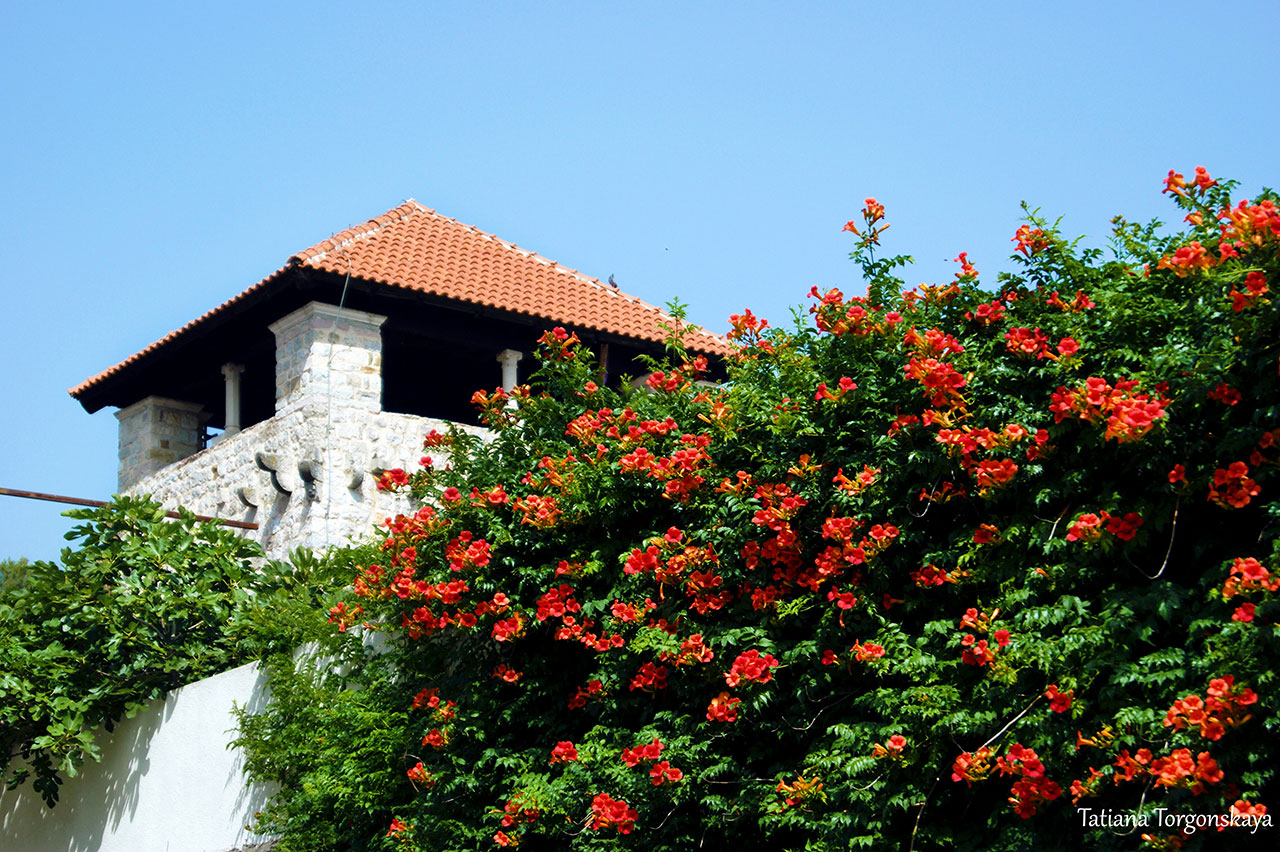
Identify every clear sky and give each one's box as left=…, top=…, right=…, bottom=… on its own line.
left=2, top=1, right=1277, bottom=561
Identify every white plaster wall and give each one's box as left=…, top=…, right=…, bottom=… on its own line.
left=123, top=404, right=486, bottom=560
left=0, top=661, right=275, bottom=852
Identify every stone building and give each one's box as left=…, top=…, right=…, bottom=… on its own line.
left=68, top=200, right=730, bottom=559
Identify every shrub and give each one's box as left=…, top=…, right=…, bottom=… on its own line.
left=238, top=170, right=1278, bottom=850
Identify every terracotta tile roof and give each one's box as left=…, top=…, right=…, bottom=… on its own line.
left=292, top=201, right=730, bottom=355
left=70, top=201, right=731, bottom=399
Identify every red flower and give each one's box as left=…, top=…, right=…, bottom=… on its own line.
left=826, top=587, right=858, bottom=609
left=1149, top=748, right=1221, bottom=791
left=550, top=741, right=579, bottom=763
left=706, top=691, right=741, bottom=722
left=961, top=635, right=996, bottom=666
left=1233, top=602, right=1256, bottom=622
left=965, top=300, right=1006, bottom=325
left=588, top=793, right=638, bottom=834
left=959, top=607, right=991, bottom=632
left=1221, top=557, right=1279, bottom=598
left=492, top=613, right=527, bottom=642
left=1008, top=776, right=1061, bottom=818
left=673, top=633, right=714, bottom=666
left=650, top=760, right=683, bottom=785
left=1164, top=677, right=1258, bottom=740
left=611, top=598, right=656, bottom=622
left=1013, top=225, right=1050, bottom=256
left=492, top=664, right=523, bottom=683
left=1065, top=513, right=1104, bottom=543
left=497, top=797, right=540, bottom=829
left=1207, top=383, right=1242, bottom=406
left=377, top=468, right=410, bottom=491
left=851, top=641, right=885, bottom=661
left=1004, top=327, right=1049, bottom=359
left=447, top=532, right=493, bottom=571
left=973, top=459, right=1018, bottom=490
left=1224, top=800, right=1268, bottom=831
left=951, top=747, right=993, bottom=785
left=621, top=737, right=663, bottom=767
left=1230, top=271, right=1269, bottom=310
left=624, top=545, right=661, bottom=575
left=724, top=649, right=780, bottom=687
left=1050, top=377, right=1168, bottom=443
left=1156, top=241, right=1215, bottom=276
left=910, top=564, right=948, bottom=587
left=568, top=679, right=604, bottom=709
left=973, top=523, right=1001, bottom=544
left=1103, top=510, right=1144, bottom=541
left=1045, top=684, right=1073, bottom=713
left=904, top=357, right=967, bottom=407
left=1208, top=462, right=1260, bottom=508
left=535, top=584, right=581, bottom=621
left=997, top=743, right=1046, bottom=779
left=630, top=662, right=670, bottom=693
left=872, top=734, right=908, bottom=760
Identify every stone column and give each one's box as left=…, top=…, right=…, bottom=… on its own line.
left=497, top=348, right=523, bottom=392
left=116, top=397, right=206, bottom=492
left=221, top=363, right=245, bottom=434
left=268, top=302, right=388, bottom=415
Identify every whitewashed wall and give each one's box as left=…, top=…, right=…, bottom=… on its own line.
left=0, top=661, right=275, bottom=852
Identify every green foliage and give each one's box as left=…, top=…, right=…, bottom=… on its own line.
left=0, top=558, right=30, bottom=594
left=0, top=496, right=316, bottom=807
left=238, top=172, right=1280, bottom=850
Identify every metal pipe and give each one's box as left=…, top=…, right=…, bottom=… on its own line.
left=0, top=486, right=259, bottom=530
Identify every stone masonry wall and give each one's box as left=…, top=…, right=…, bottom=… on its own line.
left=124, top=402, right=484, bottom=560
left=116, top=396, right=207, bottom=492
left=269, top=302, right=385, bottom=416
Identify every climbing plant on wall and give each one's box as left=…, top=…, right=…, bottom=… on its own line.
left=236, top=169, right=1278, bottom=851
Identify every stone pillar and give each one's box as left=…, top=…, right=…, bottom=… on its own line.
left=497, top=348, right=523, bottom=392
left=221, top=363, right=245, bottom=434
left=116, top=396, right=206, bottom=492
left=268, top=302, right=387, bottom=414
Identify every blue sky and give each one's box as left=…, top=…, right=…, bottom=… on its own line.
left=2, top=1, right=1277, bottom=561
